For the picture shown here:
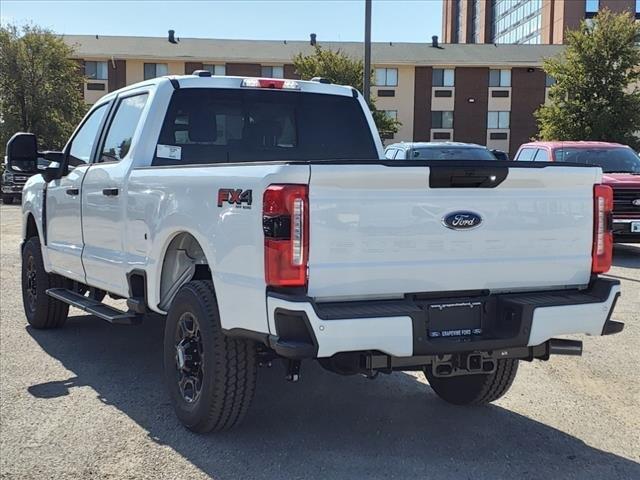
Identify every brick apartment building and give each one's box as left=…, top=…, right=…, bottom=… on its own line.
left=65, top=34, right=569, bottom=154
left=443, top=0, right=640, bottom=45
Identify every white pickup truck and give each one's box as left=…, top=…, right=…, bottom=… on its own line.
left=10, top=73, right=623, bottom=433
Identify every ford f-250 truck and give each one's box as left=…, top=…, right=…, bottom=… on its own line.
left=10, top=73, right=623, bottom=433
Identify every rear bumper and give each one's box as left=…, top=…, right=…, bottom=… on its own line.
left=266, top=278, right=621, bottom=359
left=613, top=219, right=640, bottom=243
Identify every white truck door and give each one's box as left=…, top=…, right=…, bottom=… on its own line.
left=46, top=103, right=110, bottom=283
left=81, top=92, right=149, bottom=296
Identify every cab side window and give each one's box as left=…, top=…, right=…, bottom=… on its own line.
left=99, top=93, right=148, bottom=163
left=516, top=148, right=536, bottom=161
left=534, top=149, right=549, bottom=161
left=384, top=148, right=397, bottom=159
left=68, top=104, right=109, bottom=166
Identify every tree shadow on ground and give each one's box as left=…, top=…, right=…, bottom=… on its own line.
left=27, top=315, right=640, bottom=480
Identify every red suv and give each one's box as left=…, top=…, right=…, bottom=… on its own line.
left=514, top=141, right=640, bottom=244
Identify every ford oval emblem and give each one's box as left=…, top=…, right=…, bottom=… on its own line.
left=442, top=211, right=483, bottom=230
left=633, top=199, right=640, bottom=206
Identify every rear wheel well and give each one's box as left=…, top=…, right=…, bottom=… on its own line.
left=158, top=232, right=211, bottom=310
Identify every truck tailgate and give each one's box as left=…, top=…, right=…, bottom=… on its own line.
left=307, top=163, right=599, bottom=299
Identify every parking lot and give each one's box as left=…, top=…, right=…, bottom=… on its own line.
left=0, top=202, right=638, bottom=479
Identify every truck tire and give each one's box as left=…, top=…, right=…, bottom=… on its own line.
left=425, top=358, right=519, bottom=405
left=21, top=237, right=69, bottom=329
left=163, top=280, right=257, bottom=432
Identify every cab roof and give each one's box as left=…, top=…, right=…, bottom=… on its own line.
left=98, top=74, right=357, bottom=104
left=386, top=141, right=488, bottom=150
left=520, top=141, right=628, bottom=150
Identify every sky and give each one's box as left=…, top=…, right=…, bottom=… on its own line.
left=0, top=0, right=443, bottom=43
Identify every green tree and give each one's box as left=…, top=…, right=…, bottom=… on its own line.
left=0, top=24, right=86, bottom=157
left=535, top=9, right=640, bottom=149
left=292, top=46, right=400, bottom=138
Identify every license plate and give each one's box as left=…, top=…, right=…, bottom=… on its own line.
left=427, top=301, right=483, bottom=338
left=632, top=221, right=640, bottom=233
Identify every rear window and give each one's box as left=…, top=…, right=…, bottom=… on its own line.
left=555, top=147, right=640, bottom=174
left=409, top=147, right=496, bottom=161
left=153, top=88, right=378, bottom=165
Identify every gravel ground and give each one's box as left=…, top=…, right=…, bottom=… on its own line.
left=1, top=203, right=639, bottom=480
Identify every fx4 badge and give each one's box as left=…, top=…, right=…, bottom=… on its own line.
left=217, top=189, right=253, bottom=209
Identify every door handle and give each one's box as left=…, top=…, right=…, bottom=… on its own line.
left=65, top=188, right=79, bottom=196
left=102, top=188, right=119, bottom=196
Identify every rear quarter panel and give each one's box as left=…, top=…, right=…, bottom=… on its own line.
left=126, top=163, right=309, bottom=334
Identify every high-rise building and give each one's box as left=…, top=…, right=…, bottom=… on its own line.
left=443, top=0, right=640, bottom=45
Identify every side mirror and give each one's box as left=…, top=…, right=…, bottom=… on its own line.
left=491, top=149, right=510, bottom=161
left=39, top=151, right=65, bottom=182
left=41, top=162, right=62, bottom=182
left=6, top=132, right=38, bottom=172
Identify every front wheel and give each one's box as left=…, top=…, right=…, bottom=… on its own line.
left=21, top=237, right=69, bottom=329
left=425, top=358, right=519, bottom=405
left=163, top=280, right=257, bottom=432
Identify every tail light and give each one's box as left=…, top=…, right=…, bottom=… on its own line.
left=592, top=184, right=613, bottom=274
left=263, top=184, right=309, bottom=287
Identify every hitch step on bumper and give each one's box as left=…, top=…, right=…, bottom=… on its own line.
left=363, top=338, right=584, bottom=376
left=46, top=288, right=142, bottom=325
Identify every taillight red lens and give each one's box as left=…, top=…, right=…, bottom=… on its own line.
left=263, top=184, right=309, bottom=287
left=592, top=184, right=613, bottom=274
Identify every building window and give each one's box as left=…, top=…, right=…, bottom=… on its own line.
left=488, top=111, right=510, bottom=129
left=455, top=0, right=464, bottom=42
left=432, top=111, right=454, bottom=129
left=382, top=110, right=398, bottom=121
left=545, top=74, right=556, bottom=87
left=144, top=63, right=168, bottom=80
left=85, top=61, right=108, bottom=80
left=491, top=0, right=543, bottom=44
left=434, top=89, right=453, bottom=97
left=203, top=64, right=226, bottom=76
left=433, top=69, right=455, bottom=87
left=375, top=68, right=398, bottom=86
left=261, top=65, right=284, bottom=78
left=585, top=0, right=599, bottom=14
left=471, top=0, right=481, bottom=43
left=489, top=69, right=511, bottom=87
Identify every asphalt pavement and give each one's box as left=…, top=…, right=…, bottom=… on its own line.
left=1, top=203, right=638, bottom=479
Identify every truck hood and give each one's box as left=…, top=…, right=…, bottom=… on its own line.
left=602, top=173, right=640, bottom=186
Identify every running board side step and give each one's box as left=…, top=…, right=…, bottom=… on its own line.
left=46, top=288, right=143, bottom=325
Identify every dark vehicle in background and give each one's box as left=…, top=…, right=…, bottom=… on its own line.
left=1, top=157, right=50, bottom=204
left=514, top=141, right=640, bottom=244
left=384, top=142, right=498, bottom=160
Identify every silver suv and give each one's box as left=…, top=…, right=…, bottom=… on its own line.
left=384, top=142, right=503, bottom=161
